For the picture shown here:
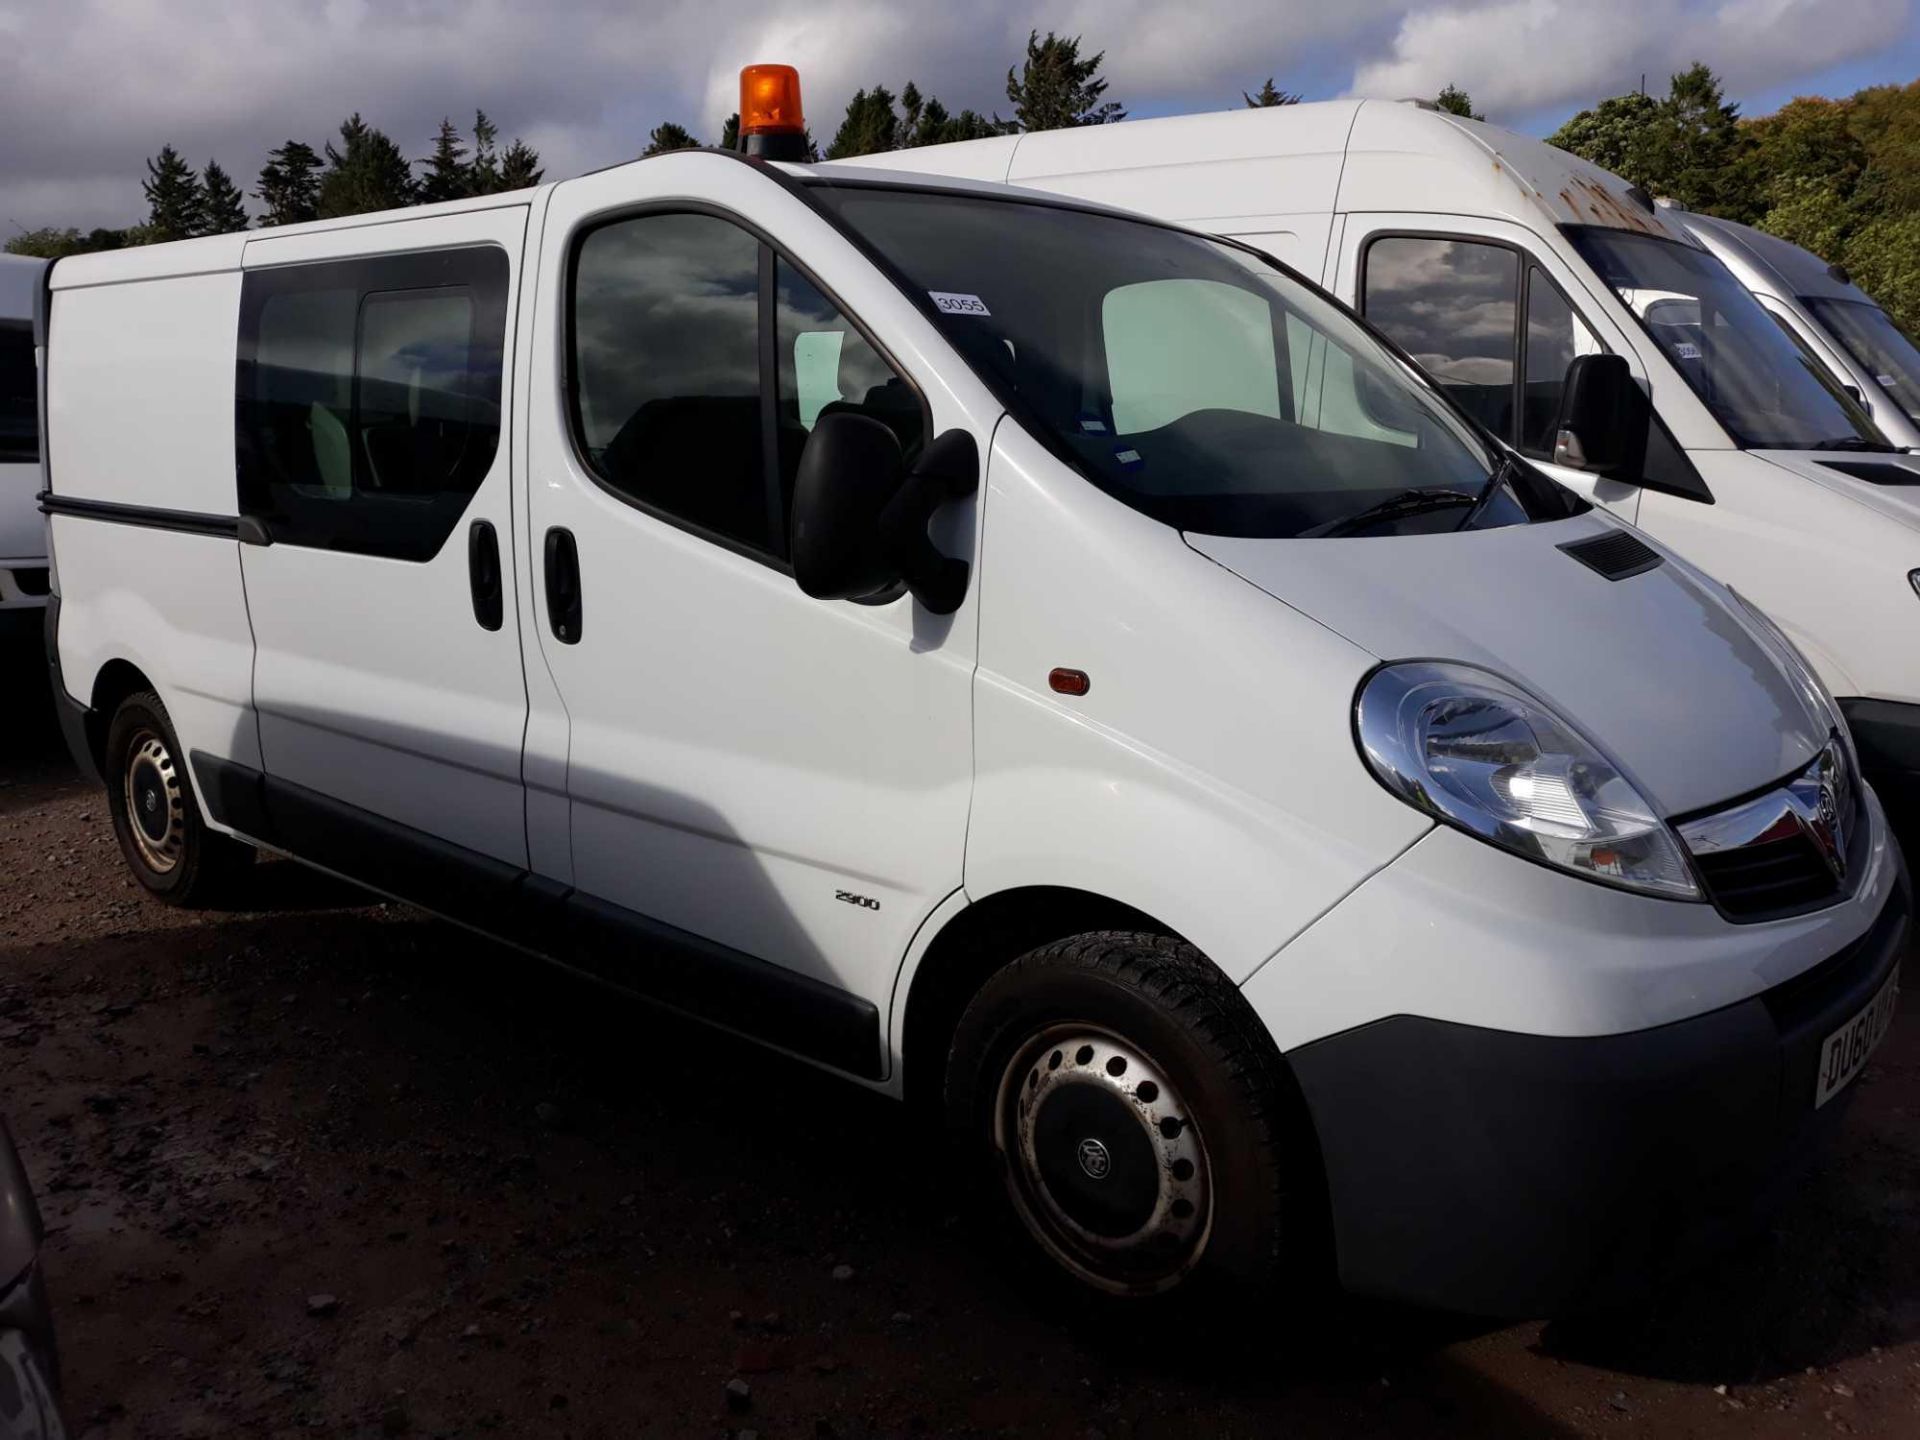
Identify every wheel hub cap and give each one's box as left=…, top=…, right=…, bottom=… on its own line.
left=996, top=1027, right=1212, bottom=1294
left=123, top=731, right=185, bottom=874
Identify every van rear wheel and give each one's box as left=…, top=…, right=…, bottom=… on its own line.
left=945, top=931, right=1315, bottom=1299
left=104, top=690, right=250, bottom=906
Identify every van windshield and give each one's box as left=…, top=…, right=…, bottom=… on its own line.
left=810, top=185, right=1555, bottom=540
left=1805, top=297, right=1920, bottom=425
left=1567, top=227, right=1888, bottom=451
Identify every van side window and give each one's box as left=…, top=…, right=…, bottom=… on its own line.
left=572, top=214, right=769, bottom=552
left=1363, top=237, right=1517, bottom=437
left=775, top=258, right=923, bottom=529
left=1521, top=267, right=1602, bottom=454
left=569, top=212, right=923, bottom=564
left=237, top=247, right=509, bottom=562
left=0, top=321, right=38, bottom=464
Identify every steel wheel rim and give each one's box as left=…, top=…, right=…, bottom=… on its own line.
left=123, top=728, right=185, bottom=875
left=993, top=1022, right=1213, bottom=1295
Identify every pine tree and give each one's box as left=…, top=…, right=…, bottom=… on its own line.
left=1004, top=31, right=1125, bottom=131
left=467, top=110, right=502, bottom=196
left=142, top=145, right=205, bottom=242
left=418, top=118, right=470, bottom=203
left=719, top=113, right=741, bottom=151
left=316, top=114, right=416, bottom=218
left=826, top=87, right=900, bottom=158
left=256, top=140, right=322, bottom=227
left=499, top=139, right=543, bottom=190
left=643, top=122, right=700, bottom=157
left=1244, top=78, right=1301, bottom=107
left=1638, top=62, right=1748, bottom=215
left=200, top=160, right=249, bottom=233
left=1434, top=85, right=1484, bottom=120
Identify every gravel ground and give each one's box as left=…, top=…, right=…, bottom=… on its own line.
left=2, top=624, right=1918, bottom=1438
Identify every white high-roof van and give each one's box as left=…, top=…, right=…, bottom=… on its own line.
left=1669, top=206, right=1920, bottom=449
left=38, top=81, right=1907, bottom=1316
left=0, top=254, right=49, bottom=617
left=859, top=100, right=1920, bottom=821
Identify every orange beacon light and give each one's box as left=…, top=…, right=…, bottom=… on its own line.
left=739, top=64, right=808, bottom=160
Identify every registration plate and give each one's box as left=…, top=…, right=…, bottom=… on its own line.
left=1815, top=965, right=1901, bottom=1109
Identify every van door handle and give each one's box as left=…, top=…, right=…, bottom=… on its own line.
left=543, top=526, right=581, bottom=644
left=468, top=519, right=503, bottom=631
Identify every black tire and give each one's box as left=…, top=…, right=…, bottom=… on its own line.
left=0, top=1329, right=63, bottom=1440
left=945, top=931, right=1322, bottom=1300
left=103, top=689, right=251, bottom=906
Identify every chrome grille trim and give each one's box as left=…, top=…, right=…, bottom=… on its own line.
left=1678, top=740, right=1860, bottom=921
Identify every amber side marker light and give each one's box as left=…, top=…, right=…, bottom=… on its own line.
left=1049, top=668, right=1091, bottom=697
left=740, top=64, right=808, bottom=161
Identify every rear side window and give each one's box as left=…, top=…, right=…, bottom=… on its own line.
left=237, top=247, right=509, bottom=562
left=0, top=322, right=37, bottom=465
left=569, top=210, right=923, bottom=563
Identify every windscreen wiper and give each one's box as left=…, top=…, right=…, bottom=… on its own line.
left=1306, top=487, right=1481, bottom=539
left=1810, top=436, right=1898, bottom=452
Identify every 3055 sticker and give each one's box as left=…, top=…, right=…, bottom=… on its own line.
left=930, top=291, right=991, bottom=316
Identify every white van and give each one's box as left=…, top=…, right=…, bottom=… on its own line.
left=39, top=81, right=1907, bottom=1316
left=1669, top=206, right=1920, bottom=449
left=861, top=101, right=1920, bottom=820
left=1, top=254, right=49, bottom=617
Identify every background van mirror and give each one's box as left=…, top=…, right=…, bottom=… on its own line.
left=1552, top=354, right=1650, bottom=480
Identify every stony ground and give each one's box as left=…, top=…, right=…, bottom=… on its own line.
left=1, top=624, right=1917, bottom=1438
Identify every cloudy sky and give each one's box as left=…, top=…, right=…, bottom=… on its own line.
left=1, top=0, right=1913, bottom=234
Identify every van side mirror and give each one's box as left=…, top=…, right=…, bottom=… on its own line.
left=790, top=414, right=978, bottom=614
left=1551, top=354, right=1650, bottom=480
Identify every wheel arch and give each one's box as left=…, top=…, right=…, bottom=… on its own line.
left=81, top=657, right=156, bottom=771
left=897, top=884, right=1190, bottom=1108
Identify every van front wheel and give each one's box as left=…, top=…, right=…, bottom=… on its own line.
left=945, top=931, right=1311, bottom=1299
left=104, top=690, right=250, bottom=906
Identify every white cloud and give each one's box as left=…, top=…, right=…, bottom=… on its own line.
left=0, top=0, right=1907, bottom=235
left=1345, top=0, right=1908, bottom=117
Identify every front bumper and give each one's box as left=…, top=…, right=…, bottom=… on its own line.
left=1842, top=697, right=1920, bottom=825
left=1287, top=877, right=1908, bottom=1316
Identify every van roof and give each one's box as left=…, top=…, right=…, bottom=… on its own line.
left=840, top=99, right=1697, bottom=244
left=48, top=187, right=541, bottom=291
left=1670, top=209, right=1866, bottom=304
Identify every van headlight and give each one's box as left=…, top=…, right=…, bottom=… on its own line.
left=1355, top=661, right=1700, bottom=900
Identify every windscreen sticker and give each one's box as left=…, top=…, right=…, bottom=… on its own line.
left=930, top=291, right=992, bottom=317
left=1673, top=341, right=1702, bottom=360
left=1077, top=412, right=1109, bottom=433
left=1113, top=446, right=1144, bottom=468
left=1880, top=374, right=1898, bottom=387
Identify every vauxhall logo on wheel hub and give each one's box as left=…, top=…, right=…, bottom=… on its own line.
left=1075, top=1138, right=1112, bottom=1180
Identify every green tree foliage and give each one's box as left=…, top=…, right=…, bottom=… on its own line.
left=500, top=139, right=544, bottom=190
left=418, top=118, right=470, bottom=203
left=5, top=226, right=139, bottom=258
left=317, top=114, right=416, bottom=217
left=200, top=160, right=249, bottom=233
left=142, top=144, right=204, bottom=242
left=827, top=86, right=900, bottom=158
left=1546, top=92, right=1658, bottom=179
left=1637, top=62, right=1749, bottom=215
left=643, top=122, right=700, bottom=157
left=824, top=81, right=999, bottom=159
left=1434, top=84, right=1483, bottom=120
left=1004, top=30, right=1124, bottom=131
left=1842, top=213, right=1920, bottom=337
left=1244, top=78, right=1301, bottom=108
left=256, top=140, right=322, bottom=226
left=467, top=110, right=502, bottom=195
left=719, top=113, right=741, bottom=151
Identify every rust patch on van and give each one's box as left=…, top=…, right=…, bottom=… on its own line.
left=1559, top=174, right=1671, bottom=235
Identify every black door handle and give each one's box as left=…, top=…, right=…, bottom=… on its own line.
left=543, top=526, right=581, bottom=644
left=468, top=519, right=503, bottom=631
